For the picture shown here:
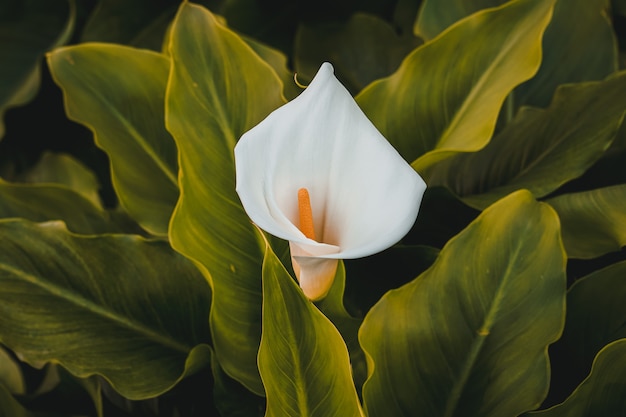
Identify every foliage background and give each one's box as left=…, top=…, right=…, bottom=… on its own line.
left=1, top=0, right=626, bottom=415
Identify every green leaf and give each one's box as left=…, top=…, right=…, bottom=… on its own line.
left=0, top=219, right=212, bottom=399
left=414, top=0, right=503, bottom=40
left=359, top=190, right=566, bottom=417
left=295, top=13, right=422, bottom=94
left=165, top=2, right=284, bottom=395
left=415, top=0, right=617, bottom=108
left=527, top=339, right=626, bottom=417
left=357, top=0, right=556, bottom=173
left=427, top=73, right=626, bottom=209
left=258, top=239, right=364, bottom=417
left=47, top=43, right=177, bottom=236
left=19, top=152, right=102, bottom=207
left=546, top=262, right=626, bottom=402
left=0, top=346, right=24, bottom=395
left=211, top=349, right=265, bottom=417
left=244, top=36, right=300, bottom=100
left=81, top=0, right=178, bottom=51
left=0, top=384, right=35, bottom=417
left=547, top=184, right=626, bottom=258
left=0, top=178, right=116, bottom=234
left=0, top=0, right=75, bottom=139
left=315, top=262, right=367, bottom=391
left=515, top=0, right=618, bottom=108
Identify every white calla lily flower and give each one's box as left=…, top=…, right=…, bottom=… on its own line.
left=235, top=62, right=426, bottom=300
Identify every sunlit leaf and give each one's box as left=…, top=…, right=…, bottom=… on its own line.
left=258, top=239, right=364, bottom=417
left=527, top=339, right=626, bottom=417
left=0, top=0, right=74, bottom=139
left=0, top=219, right=212, bottom=399
left=427, top=73, right=626, bottom=209
left=166, top=2, right=284, bottom=395
left=315, top=262, right=367, bottom=390
left=295, top=13, right=422, bottom=94
left=548, top=184, right=626, bottom=258
left=357, top=0, right=555, bottom=172
left=360, top=190, right=566, bottom=417
left=415, top=0, right=617, bottom=108
left=48, top=44, right=177, bottom=236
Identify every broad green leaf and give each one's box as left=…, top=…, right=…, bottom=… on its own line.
left=19, top=152, right=101, bottom=207
left=416, top=0, right=617, bottom=108
left=244, top=36, right=300, bottom=100
left=0, top=219, right=212, bottom=399
left=48, top=43, right=177, bottom=236
left=548, top=185, right=626, bottom=258
left=0, top=0, right=74, bottom=139
left=546, top=262, right=626, bottom=402
left=295, top=13, right=422, bottom=94
left=81, top=0, right=178, bottom=51
left=0, top=346, right=24, bottom=395
left=316, top=262, right=367, bottom=391
left=0, top=178, right=116, bottom=234
left=427, top=73, right=626, bottom=209
left=360, top=190, right=566, bottom=417
left=166, top=2, right=284, bottom=395
left=527, top=339, right=626, bottom=417
left=357, top=0, right=555, bottom=173
left=258, top=240, right=364, bottom=417
left=415, top=0, right=502, bottom=40
left=0, top=384, right=35, bottom=417
left=515, top=0, right=618, bottom=108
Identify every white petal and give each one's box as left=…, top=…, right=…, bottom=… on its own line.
left=235, top=62, right=426, bottom=259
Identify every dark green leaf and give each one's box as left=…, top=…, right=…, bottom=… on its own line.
left=0, top=0, right=74, bottom=138
left=548, top=184, right=626, bottom=258
left=359, top=190, right=566, bottom=417
left=527, top=340, right=626, bottom=417
left=48, top=44, right=177, bottom=236
left=0, top=178, right=116, bottom=234
left=0, top=219, right=212, bottom=399
left=428, top=73, right=626, bottom=209
left=295, top=13, right=422, bottom=94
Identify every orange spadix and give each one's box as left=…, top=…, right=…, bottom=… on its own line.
left=297, top=188, right=316, bottom=240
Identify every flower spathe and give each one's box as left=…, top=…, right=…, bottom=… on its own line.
left=234, top=62, right=426, bottom=300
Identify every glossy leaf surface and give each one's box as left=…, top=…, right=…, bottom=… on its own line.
left=166, top=2, right=284, bottom=395
left=357, top=0, right=555, bottom=172
left=0, top=220, right=212, bottom=399
left=360, top=190, right=566, bottom=417
left=48, top=43, right=177, bottom=235
left=0, top=179, right=115, bottom=234
left=547, top=262, right=626, bottom=402
left=528, top=340, right=626, bottom=417
left=258, top=240, right=363, bottom=417
left=428, top=73, right=626, bottom=209
left=548, top=184, right=626, bottom=258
